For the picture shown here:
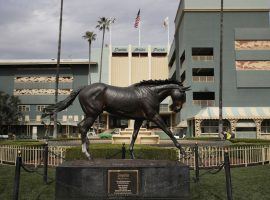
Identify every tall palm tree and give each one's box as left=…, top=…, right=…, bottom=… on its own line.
left=82, top=31, right=97, bottom=85
left=95, top=17, right=115, bottom=134
left=96, top=17, right=115, bottom=83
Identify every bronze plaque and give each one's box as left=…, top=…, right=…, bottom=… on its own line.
left=108, top=170, right=139, bottom=196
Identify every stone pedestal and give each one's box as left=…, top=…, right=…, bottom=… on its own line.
left=55, top=159, right=189, bottom=200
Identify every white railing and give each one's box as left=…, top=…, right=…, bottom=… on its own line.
left=0, top=145, right=70, bottom=167
left=179, top=145, right=270, bottom=168
left=192, top=76, right=214, bottom=82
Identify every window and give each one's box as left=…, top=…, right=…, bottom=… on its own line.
left=192, top=68, right=214, bottom=82
left=201, top=120, right=230, bottom=133
left=180, top=51, right=185, bottom=65
left=181, top=72, right=186, bottom=83
left=18, top=105, right=30, bottom=112
left=25, top=115, right=30, bottom=122
left=62, top=115, right=67, bottom=122
left=168, top=51, right=176, bottom=67
left=151, top=53, right=167, bottom=57
left=261, top=120, right=270, bottom=133
left=36, top=105, right=48, bottom=112
left=192, top=47, right=213, bottom=61
left=160, top=104, right=169, bottom=112
left=132, top=53, right=148, bottom=57
left=193, top=92, right=215, bottom=107
left=36, top=115, right=41, bottom=122
left=74, top=115, right=79, bottom=122
left=112, top=53, right=128, bottom=57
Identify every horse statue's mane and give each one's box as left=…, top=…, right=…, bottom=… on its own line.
left=133, top=79, right=183, bottom=87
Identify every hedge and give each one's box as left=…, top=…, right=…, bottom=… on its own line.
left=65, top=144, right=179, bottom=161
left=229, top=138, right=270, bottom=144
left=0, top=140, right=45, bottom=146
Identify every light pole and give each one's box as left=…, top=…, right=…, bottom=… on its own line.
left=218, top=0, right=224, bottom=139
left=53, top=0, right=64, bottom=138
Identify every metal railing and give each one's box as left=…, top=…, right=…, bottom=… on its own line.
left=192, top=55, right=214, bottom=61
left=192, top=76, right=214, bottom=82
left=1, top=144, right=270, bottom=168
left=193, top=100, right=215, bottom=107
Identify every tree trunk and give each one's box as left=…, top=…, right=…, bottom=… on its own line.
left=99, top=28, right=105, bottom=83
left=88, top=41, right=92, bottom=85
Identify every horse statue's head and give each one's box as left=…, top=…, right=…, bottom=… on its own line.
left=133, top=79, right=190, bottom=113
left=169, top=85, right=190, bottom=112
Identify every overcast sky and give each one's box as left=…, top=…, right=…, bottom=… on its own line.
left=0, top=0, right=179, bottom=59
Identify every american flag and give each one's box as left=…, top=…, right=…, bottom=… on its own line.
left=134, top=9, right=141, bottom=28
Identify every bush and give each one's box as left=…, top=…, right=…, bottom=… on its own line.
left=98, top=133, right=112, bottom=139
left=0, top=140, right=45, bottom=146
left=186, top=137, right=221, bottom=141
left=230, top=138, right=270, bottom=144
left=65, top=144, right=179, bottom=161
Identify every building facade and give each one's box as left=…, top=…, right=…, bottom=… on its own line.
left=169, top=0, right=270, bottom=139
left=0, top=45, right=172, bottom=137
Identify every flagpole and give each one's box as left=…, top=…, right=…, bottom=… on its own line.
left=109, top=25, right=112, bottom=46
left=139, top=22, right=141, bottom=47
left=167, top=17, right=170, bottom=50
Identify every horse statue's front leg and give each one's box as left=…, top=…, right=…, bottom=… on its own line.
left=151, top=114, right=187, bottom=157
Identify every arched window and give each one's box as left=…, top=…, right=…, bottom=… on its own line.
left=201, top=119, right=230, bottom=133
left=261, top=119, right=270, bottom=133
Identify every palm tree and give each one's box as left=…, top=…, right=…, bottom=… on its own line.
left=96, top=17, right=115, bottom=83
left=82, top=31, right=97, bottom=85
left=95, top=17, right=115, bottom=134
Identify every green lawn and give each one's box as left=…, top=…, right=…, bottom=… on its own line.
left=0, top=164, right=270, bottom=200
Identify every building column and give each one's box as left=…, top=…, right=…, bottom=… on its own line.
left=148, top=45, right=151, bottom=80
left=229, top=119, right=238, bottom=133
left=170, top=114, right=173, bottom=131
left=255, top=119, right=263, bottom=139
left=106, top=114, right=109, bottom=130
left=128, top=45, right=132, bottom=85
left=195, top=119, right=202, bottom=137
left=108, top=45, right=112, bottom=85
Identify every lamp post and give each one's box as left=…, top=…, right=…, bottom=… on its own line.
left=53, top=0, right=64, bottom=138
left=218, top=0, right=224, bottom=139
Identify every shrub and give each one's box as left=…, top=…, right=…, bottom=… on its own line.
left=229, top=138, right=270, bottom=144
left=65, top=144, right=179, bottom=161
left=0, top=140, right=45, bottom=146
left=98, top=133, right=112, bottom=139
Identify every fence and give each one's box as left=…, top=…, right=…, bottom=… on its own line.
left=180, top=145, right=270, bottom=168
left=0, top=145, right=69, bottom=167
left=1, top=144, right=270, bottom=168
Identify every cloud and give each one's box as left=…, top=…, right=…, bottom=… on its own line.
left=0, top=0, right=179, bottom=59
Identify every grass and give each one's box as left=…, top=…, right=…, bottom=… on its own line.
left=0, top=165, right=55, bottom=200
left=190, top=165, right=270, bottom=200
left=1, top=164, right=270, bottom=200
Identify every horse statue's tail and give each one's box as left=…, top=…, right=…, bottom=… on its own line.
left=42, top=86, right=86, bottom=118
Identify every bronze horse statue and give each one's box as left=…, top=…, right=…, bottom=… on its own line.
left=42, top=79, right=190, bottom=159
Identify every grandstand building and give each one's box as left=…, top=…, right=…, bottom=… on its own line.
left=0, top=45, right=172, bottom=137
